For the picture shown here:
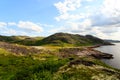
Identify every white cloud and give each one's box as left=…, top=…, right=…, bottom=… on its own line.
left=54, top=0, right=96, bottom=21
left=54, top=0, right=83, bottom=21
left=55, top=13, right=86, bottom=21
left=102, top=0, right=120, bottom=18
left=86, top=0, right=94, bottom=2
left=0, top=21, right=44, bottom=36
left=54, top=0, right=82, bottom=14
left=1, top=28, right=28, bottom=36
left=7, top=21, right=43, bottom=33
left=91, top=27, right=109, bottom=39
left=110, top=30, right=120, bottom=40
left=91, top=25, right=120, bottom=40
left=3, top=29, right=17, bottom=35
left=50, top=19, right=92, bottom=34
left=8, top=22, right=17, bottom=26
left=0, top=22, right=7, bottom=27
left=68, top=19, right=92, bottom=33
left=1, top=21, right=43, bottom=33
left=53, top=0, right=120, bottom=40
left=92, top=0, right=120, bottom=26
left=18, top=21, right=43, bottom=32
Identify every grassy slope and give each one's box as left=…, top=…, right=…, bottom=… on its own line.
left=0, top=35, right=44, bottom=46
left=0, top=46, right=120, bottom=80
left=0, top=33, right=112, bottom=47
left=35, top=33, right=112, bottom=47
left=0, top=48, right=69, bottom=80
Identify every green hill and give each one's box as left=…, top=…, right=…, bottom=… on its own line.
left=0, top=33, right=112, bottom=46
left=38, top=33, right=112, bottom=46
left=0, top=35, right=44, bottom=46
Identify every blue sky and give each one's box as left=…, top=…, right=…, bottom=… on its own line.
left=0, top=0, right=120, bottom=40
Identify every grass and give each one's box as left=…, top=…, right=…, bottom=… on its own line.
left=0, top=48, right=70, bottom=80
left=0, top=46, right=120, bottom=80
left=0, top=48, right=11, bottom=55
left=53, top=57, right=120, bottom=80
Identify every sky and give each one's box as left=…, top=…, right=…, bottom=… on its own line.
left=0, top=0, right=120, bottom=40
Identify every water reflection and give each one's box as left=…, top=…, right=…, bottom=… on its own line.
left=95, top=43, right=120, bottom=69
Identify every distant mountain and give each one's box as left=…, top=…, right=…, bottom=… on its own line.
left=38, top=33, right=112, bottom=46
left=105, top=40, right=120, bottom=43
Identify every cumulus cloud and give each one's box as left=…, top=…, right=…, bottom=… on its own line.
left=0, top=21, right=43, bottom=33
left=86, top=0, right=94, bottom=2
left=2, top=29, right=17, bottom=35
left=91, top=25, right=120, bottom=40
left=8, top=22, right=17, bottom=26
left=17, top=21, right=43, bottom=32
left=54, top=0, right=82, bottom=14
left=0, top=28, right=28, bottom=36
left=54, top=0, right=83, bottom=21
left=0, top=21, right=44, bottom=36
left=54, top=0, right=95, bottom=21
left=102, top=0, right=120, bottom=18
left=92, top=0, right=120, bottom=26
left=55, top=13, right=86, bottom=21
left=50, top=19, right=92, bottom=35
left=54, top=0, right=120, bottom=40
left=110, top=29, right=120, bottom=40
left=0, top=22, right=7, bottom=27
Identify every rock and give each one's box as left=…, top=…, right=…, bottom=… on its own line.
left=69, top=59, right=95, bottom=66
left=58, top=47, right=113, bottom=59
left=91, top=53, right=113, bottom=59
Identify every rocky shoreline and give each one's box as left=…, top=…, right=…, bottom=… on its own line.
left=87, top=43, right=115, bottom=48
left=58, top=46, right=113, bottom=59
left=0, top=41, right=114, bottom=59
left=87, top=44, right=114, bottom=59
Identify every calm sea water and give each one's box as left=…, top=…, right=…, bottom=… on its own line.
left=95, top=43, right=120, bottom=69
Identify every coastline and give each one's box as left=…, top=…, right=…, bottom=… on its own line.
left=87, top=43, right=115, bottom=48
left=58, top=46, right=113, bottom=59
left=86, top=44, right=114, bottom=59
left=0, top=42, right=120, bottom=79
left=93, top=43, right=120, bottom=69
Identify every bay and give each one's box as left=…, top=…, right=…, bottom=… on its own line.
left=95, top=43, right=120, bottom=69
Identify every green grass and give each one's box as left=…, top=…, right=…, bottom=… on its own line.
left=0, top=47, right=120, bottom=80
left=0, top=48, right=12, bottom=55
left=0, top=49, right=69, bottom=80
left=53, top=57, right=120, bottom=80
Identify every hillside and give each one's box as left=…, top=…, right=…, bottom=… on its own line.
left=0, top=42, right=42, bottom=55
left=0, top=35, right=44, bottom=46
left=0, top=33, right=113, bottom=47
left=38, top=33, right=112, bottom=46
